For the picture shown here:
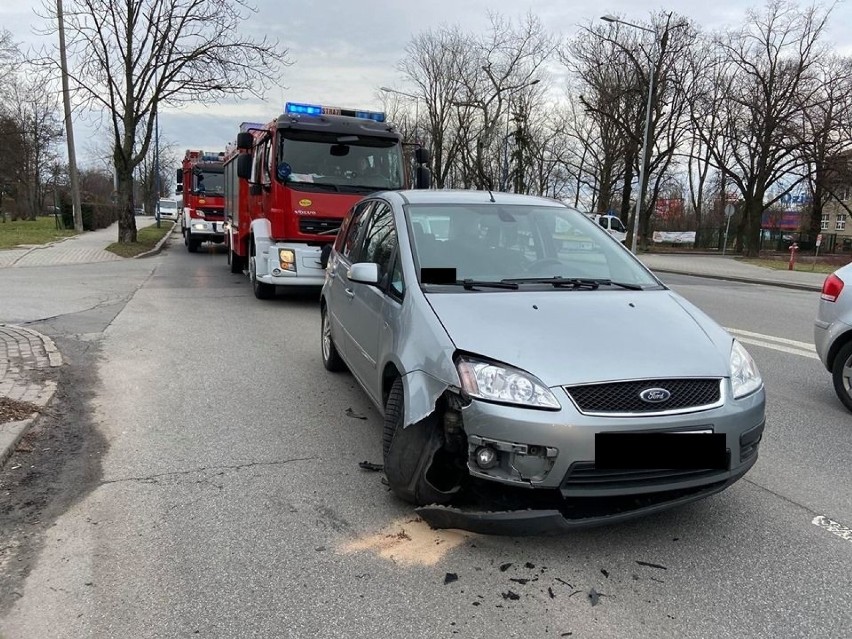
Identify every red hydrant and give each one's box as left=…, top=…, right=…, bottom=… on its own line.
left=788, top=243, right=799, bottom=270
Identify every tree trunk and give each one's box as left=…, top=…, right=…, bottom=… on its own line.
left=744, top=198, right=763, bottom=258
left=115, top=163, right=137, bottom=242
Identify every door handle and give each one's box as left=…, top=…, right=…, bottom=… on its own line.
left=344, top=288, right=355, bottom=299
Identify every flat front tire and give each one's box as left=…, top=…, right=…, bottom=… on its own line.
left=382, top=378, right=457, bottom=506
left=832, top=341, right=852, bottom=412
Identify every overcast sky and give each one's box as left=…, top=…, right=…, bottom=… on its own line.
left=3, top=0, right=852, bottom=171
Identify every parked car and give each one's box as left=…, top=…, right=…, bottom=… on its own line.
left=319, top=190, right=766, bottom=532
left=584, top=213, right=627, bottom=243
left=815, top=263, right=852, bottom=412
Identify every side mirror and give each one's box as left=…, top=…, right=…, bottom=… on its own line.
left=176, top=168, right=183, bottom=185
left=249, top=184, right=262, bottom=196
left=414, top=147, right=430, bottom=166
left=237, top=154, right=252, bottom=180
left=320, top=243, right=333, bottom=270
left=175, top=184, right=183, bottom=195
left=236, top=132, right=253, bottom=150
left=415, top=165, right=432, bottom=190
left=348, top=262, right=380, bottom=285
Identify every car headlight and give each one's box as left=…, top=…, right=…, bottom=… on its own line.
left=456, top=355, right=561, bottom=410
left=730, top=339, right=762, bottom=399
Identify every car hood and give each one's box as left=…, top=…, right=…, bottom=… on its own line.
left=425, top=289, right=732, bottom=386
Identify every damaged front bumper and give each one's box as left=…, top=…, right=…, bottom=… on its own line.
left=416, top=457, right=754, bottom=535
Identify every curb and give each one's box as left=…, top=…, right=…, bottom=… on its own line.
left=651, top=268, right=823, bottom=292
left=0, top=326, right=63, bottom=467
left=134, top=221, right=177, bottom=259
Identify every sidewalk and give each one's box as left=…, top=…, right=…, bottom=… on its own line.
left=0, top=216, right=159, bottom=268
left=0, top=325, right=63, bottom=465
left=639, top=253, right=828, bottom=292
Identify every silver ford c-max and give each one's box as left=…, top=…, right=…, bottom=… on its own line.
left=320, top=190, right=765, bottom=532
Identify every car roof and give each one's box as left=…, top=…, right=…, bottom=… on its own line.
left=384, top=189, right=569, bottom=209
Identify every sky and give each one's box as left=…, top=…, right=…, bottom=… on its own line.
left=3, top=0, right=852, bottom=172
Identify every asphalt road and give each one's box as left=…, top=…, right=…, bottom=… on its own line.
left=1, top=244, right=850, bottom=638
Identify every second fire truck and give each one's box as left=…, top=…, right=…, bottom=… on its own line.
left=177, top=149, right=226, bottom=252
left=223, top=102, right=429, bottom=298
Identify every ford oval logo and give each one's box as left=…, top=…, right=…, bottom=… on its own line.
left=639, top=388, right=671, bottom=403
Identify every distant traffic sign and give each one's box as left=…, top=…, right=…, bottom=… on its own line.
left=724, top=204, right=735, bottom=218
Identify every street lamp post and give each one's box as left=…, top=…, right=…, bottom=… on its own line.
left=601, top=14, right=656, bottom=254
left=380, top=86, right=420, bottom=144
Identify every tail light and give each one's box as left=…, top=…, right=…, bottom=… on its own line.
left=821, top=273, right=844, bottom=302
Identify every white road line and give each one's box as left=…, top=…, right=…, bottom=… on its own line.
left=812, top=515, right=852, bottom=544
left=725, top=328, right=816, bottom=352
left=725, top=328, right=819, bottom=360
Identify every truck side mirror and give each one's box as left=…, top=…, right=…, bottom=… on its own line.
left=414, top=147, right=430, bottom=166
left=236, top=154, right=252, bottom=180
left=415, top=165, right=432, bottom=190
left=175, top=184, right=183, bottom=195
left=236, top=132, right=253, bottom=150
left=176, top=168, right=182, bottom=185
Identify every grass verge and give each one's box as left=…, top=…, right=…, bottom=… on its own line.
left=105, top=222, right=173, bottom=258
left=0, top=216, right=79, bottom=249
left=739, top=257, right=839, bottom=274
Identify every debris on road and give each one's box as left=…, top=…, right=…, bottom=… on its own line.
left=588, top=588, right=605, bottom=606
left=345, top=407, right=368, bottom=420
left=601, top=569, right=609, bottom=578
left=501, top=590, right=520, bottom=601
left=358, top=461, right=383, bottom=472
left=636, top=560, right=668, bottom=570
left=499, top=562, right=513, bottom=572
left=0, top=398, right=40, bottom=424
left=444, top=572, right=458, bottom=584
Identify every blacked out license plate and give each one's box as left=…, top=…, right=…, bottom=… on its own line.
left=595, top=432, right=727, bottom=470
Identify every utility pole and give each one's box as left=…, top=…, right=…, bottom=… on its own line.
left=57, top=0, right=83, bottom=232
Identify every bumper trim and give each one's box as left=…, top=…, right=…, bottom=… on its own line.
left=417, top=455, right=756, bottom=535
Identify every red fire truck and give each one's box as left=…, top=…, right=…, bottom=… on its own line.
left=223, top=102, right=430, bottom=299
left=177, top=149, right=226, bottom=253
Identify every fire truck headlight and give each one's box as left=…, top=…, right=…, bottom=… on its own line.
left=193, top=222, right=207, bottom=230
left=279, top=249, right=296, bottom=272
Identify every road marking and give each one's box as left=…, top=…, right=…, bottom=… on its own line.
left=812, top=515, right=852, bottom=544
left=726, top=328, right=819, bottom=360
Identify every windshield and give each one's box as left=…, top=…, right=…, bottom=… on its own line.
left=407, top=203, right=660, bottom=288
left=159, top=200, right=177, bottom=211
left=278, top=131, right=404, bottom=191
left=195, top=170, right=224, bottom=195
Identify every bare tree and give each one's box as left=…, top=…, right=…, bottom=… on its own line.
left=699, top=1, right=830, bottom=256
left=37, top=0, right=289, bottom=242
left=3, top=68, right=64, bottom=219
left=800, top=54, right=852, bottom=236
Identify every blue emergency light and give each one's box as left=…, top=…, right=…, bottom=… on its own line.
left=285, top=102, right=385, bottom=123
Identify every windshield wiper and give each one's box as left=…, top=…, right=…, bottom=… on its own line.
left=504, top=277, right=644, bottom=290
left=461, top=279, right=519, bottom=290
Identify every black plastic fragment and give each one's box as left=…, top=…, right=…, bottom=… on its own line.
left=444, top=573, right=458, bottom=584
left=502, top=590, right=520, bottom=601
left=499, top=563, right=513, bottom=572
left=636, top=560, right=668, bottom=570
left=358, top=461, right=383, bottom=472
left=346, top=407, right=368, bottom=420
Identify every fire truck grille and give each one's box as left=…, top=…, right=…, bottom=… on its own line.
left=198, top=208, right=224, bottom=218
left=299, top=217, right=342, bottom=236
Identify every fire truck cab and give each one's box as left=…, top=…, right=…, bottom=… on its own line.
left=177, top=150, right=226, bottom=252
left=225, top=102, right=429, bottom=299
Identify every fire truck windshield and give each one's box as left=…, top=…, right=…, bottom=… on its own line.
left=195, top=170, right=224, bottom=195
left=278, top=132, right=403, bottom=192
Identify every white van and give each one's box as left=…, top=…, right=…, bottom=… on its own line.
left=158, top=198, right=180, bottom=221
left=586, top=214, right=627, bottom=243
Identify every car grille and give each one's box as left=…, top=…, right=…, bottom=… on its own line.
left=299, top=217, right=342, bottom=236
left=561, top=460, right=728, bottom=495
left=564, top=378, right=722, bottom=415
left=198, top=208, right=224, bottom=218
